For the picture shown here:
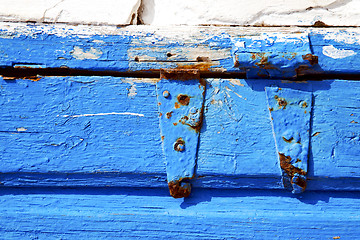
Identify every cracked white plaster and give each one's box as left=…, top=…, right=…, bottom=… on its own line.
left=322, top=45, right=356, bottom=59
left=0, top=0, right=141, bottom=25
left=0, top=0, right=359, bottom=26
left=140, top=0, right=360, bottom=26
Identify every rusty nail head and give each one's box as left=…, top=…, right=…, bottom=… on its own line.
left=174, top=138, right=185, bottom=152
left=163, top=90, right=170, bottom=98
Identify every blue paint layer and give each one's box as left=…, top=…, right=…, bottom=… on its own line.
left=0, top=187, right=360, bottom=239
left=0, top=27, right=359, bottom=75
left=1, top=77, right=360, bottom=191
left=0, top=33, right=131, bottom=71
left=232, top=34, right=318, bottom=78
left=266, top=87, right=312, bottom=193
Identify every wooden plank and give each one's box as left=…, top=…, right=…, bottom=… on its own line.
left=1, top=76, right=360, bottom=191
left=0, top=187, right=359, bottom=239
left=0, top=23, right=360, bottom=76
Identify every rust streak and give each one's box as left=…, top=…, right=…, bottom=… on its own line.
left=161, top=68, right=200, bottom=80
left=282, top=136, right=293, bottom=143
left=279, top=153, right=306, bottom=176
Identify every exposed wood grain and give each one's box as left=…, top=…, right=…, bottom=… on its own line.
left=0, top=23, right=360, bottom=77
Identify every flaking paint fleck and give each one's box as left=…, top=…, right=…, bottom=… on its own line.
left=71, top=46, right=103, bottom=60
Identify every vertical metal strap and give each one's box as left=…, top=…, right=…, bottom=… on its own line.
left=156, top=69, right=205, bottom=198
left=266, top=87, right=312, bottom=193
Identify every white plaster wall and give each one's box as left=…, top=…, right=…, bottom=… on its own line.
left=0, top=0, right=141, bottom=25
left=0, top=0, right=359, bottom=26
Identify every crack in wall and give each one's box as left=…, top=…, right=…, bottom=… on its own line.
left=41, top=0, right=66, bottom=23
left=246, top=0, right=353, bottom=25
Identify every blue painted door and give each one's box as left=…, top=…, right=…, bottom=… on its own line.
left=0, top=24, right=360, bottom=239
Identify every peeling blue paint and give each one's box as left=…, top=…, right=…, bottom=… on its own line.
left=232, top=34, right=318, bottom=78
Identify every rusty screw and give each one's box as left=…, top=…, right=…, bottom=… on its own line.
left=163, top=90, right=170, bottom=98
left=174, top=138, right=185, bottom=152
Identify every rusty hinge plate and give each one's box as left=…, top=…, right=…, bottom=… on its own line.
left=156, top=69, right=206, bottom=198
left=266, top=87, right=312, bottom=194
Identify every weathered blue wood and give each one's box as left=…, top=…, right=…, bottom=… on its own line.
left=0, top=187, right=359, bottom=239
left=156, top=69, right=205, bottom=198
left=233, top=34, right=317, bottom=78
left=1, top=77, right=360, bottom=191
left=0, top=25, right=359, bottom=76
left=266, top=87, right=312, bottom=193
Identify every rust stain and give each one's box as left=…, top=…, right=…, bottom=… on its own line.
left=166, top=111, right=173, bottom=119
left=174, top=102, right=180, bottom=109
left=313, top=20, right=329, bottom=27
left=302, top=54, right=318, bottom=65
left=312, top=132, right=321, bottom=137
left=251, top=52, right=265, bottom=60
left=161, top=68, right=200, bottom=80
left=254, top=55, right=277, bottom=70
left=351, top=120, right=359, bottom=124
left=178, top=108, right=204, bottom=133
left=295, top=159, right=302, bottom=163
left=176, top=62, right=215, bottom=72
left=3, top=76, right=42, bottom=81
left=161, top=136, right=165, bottom=141
left=279, top=153, right=307, bottom=190
left=173, top=122, right=178, bottom=126
left=269, top=107, right=274, bottom=112
left=196, top=56, right=211, bottom=62
left=275, top=96, right=287, bottom=109
left=159, top=112, right=163, bottom=117
left=168, top=180, right=191, bottom=198
left=301, top=101, right=308, bottom=108
left=332, top=236, right=341, bottom=239
left=282, top=136, right=293, bottom=143
left=285, top=52, right=297, bottom=60
left=295, top=65, right=310, bottom=76
left=177, top=94, right=190, bottom=106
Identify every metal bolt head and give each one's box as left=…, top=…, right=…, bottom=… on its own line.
left=176, top=143, right=185, bottom=152
left=163, top=90, right=170, bottom=98
left=174, top=138, right=185, bottom=152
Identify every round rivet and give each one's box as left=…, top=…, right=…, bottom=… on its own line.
left=190, top=107, right=197, bottom=114
left=163, top=90, right=170, bottom=98
left=174, top=138, right=185, bottom=152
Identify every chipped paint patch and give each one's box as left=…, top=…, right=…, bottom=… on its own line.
left=71, top=46, right=103, bottom=60
left=225, top=86, right=246, bottom=100
left=229, top=79, right=244, bottom=87
left=323, top=31, right=360, bottom=45
left=16, top=127, right=27, bottom=132
left=322, top=45, right=356, bottom=59
left=62, top=112, right=144, bottom=118
left=127, top=82, right=137, bottom=98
